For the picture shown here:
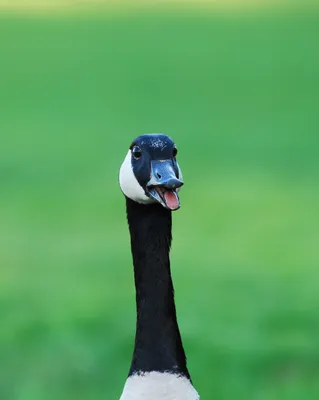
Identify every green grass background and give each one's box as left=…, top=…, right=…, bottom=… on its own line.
left=0, top=6, right=319, bottom=399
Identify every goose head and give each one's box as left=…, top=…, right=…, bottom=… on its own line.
left=120, top=134, right=183, bottom=211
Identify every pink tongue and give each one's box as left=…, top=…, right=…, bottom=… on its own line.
left=164, top=191, right=180, bottom=210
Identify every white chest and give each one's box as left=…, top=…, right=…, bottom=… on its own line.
left=120, top=371, right=199, bottom=400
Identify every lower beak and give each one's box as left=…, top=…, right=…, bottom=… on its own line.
left=146, top=160, right=183, bottom=211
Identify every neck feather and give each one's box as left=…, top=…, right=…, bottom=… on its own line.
left=125, top=197, right=190, bottom=378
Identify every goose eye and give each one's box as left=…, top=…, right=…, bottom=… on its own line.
left=173, top=146, right=178, bottom=157
left=132, top=146, right=142, bottom=160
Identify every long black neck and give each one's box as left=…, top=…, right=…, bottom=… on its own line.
left=125, top=197, right=190, bottom=378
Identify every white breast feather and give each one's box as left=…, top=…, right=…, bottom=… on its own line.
left=120, top=371, right=199, bottom=400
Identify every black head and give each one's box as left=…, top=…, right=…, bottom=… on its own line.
left=119, top=134, right=183, bottom=210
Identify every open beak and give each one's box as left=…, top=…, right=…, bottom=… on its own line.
left=146, top=160, right=183, bottom=211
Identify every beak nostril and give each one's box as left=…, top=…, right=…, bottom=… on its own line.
left=156, top=172, right=162, bottom=179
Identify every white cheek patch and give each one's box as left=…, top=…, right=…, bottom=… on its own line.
left=120, top=372, right=199, bottom=400
left=119, top=151, right=154, bottom=204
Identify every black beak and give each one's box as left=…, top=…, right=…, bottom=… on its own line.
left=146, top=160, right=183, bottom=210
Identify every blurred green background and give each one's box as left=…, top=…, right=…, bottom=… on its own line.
left=1, top=1, right=319, bottom=399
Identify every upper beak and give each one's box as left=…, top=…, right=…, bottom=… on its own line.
left=146, top=160, right=183, bottom=211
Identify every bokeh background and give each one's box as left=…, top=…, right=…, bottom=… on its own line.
left=1, top=0, right=319, bottom=399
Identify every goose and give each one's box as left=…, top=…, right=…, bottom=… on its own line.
left=119, top=134, right=199, bottom=400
